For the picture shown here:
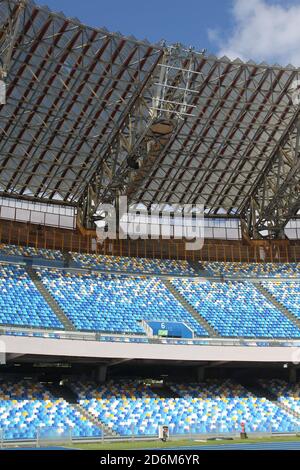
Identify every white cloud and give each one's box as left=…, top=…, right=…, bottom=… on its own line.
left=207, top=28, right=221, bottom=44
left=212, top=0, right=300, bottom=66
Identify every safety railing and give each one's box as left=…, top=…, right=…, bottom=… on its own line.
left=2, top=325, right=300, bottom=348
left=0, top=426, right=300, bottom=448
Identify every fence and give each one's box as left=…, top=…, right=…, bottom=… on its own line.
left=0, top=219, right=300, bottom=262
left=0, top=426, right=299, bottom=448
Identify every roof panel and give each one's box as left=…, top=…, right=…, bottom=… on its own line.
left=0, top=0, right=300, bottom=218
left=0, top=0, right=162, bottom=203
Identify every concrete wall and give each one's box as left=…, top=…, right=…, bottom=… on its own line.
left=1, top=335, right=299, bottom=363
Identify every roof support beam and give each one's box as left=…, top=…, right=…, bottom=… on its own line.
left=0, top=0, right=26, bottom=79
left=242, top=116, right=300, bottom=239
left=78, top=47, right=206, bottom=229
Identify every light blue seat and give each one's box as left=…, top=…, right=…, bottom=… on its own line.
left=70, top=379, right=299, bottom=436
left=71, top=252, right=196, bottom=276
left=0, top=264, right=63, bottom=329
left=262, top=282, right=300, bottom=319
left=203, top=262, right=300, bottom=278
left=37, top=269, right=208, bottom=336
left=0, top=379, right=101, bottom=440
left=171, top=279, right=300, bottom=338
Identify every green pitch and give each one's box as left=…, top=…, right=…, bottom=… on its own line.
left=72, top=435, right=300, bottom=451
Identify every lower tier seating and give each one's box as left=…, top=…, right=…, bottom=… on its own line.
left=71, top=379, right=299, bottom=436
left=259, top=379, right=300, bottom=417
left=0, top=380, right=100, bottom=440
left=0, top=378, right=299, bottom=439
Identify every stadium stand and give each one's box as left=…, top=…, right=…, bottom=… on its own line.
left=0, top=260, right=298, bottom=341
left=0, top=264, right=63, bottom=329
left=0, top=244, right=63, bottom=261
left=170, top=380, right=299, bottom=433
left=1, top=0, right=300, bottom=448
left=36, top=268, right=208, bottom=336
left=0, top=379, right=100, bottom=440
left=71, top=379, right=299, bottom=436
left=71, top=252, right=196, bottom=275
left=171, top=279, right=300, bottom=338
left=262, top=282, right=300, bottom=320
left=0, top=244, right=299, bottom=280
left=203, top=262, right=300, bottom=278
left=0, top=244, right=196, bottom=275
left=260, top=379, right=300, bottom=418
left=0, top=376, right=298, bottom=440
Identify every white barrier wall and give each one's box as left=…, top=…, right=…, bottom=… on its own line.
left=1, top=335, right=299, bottom=363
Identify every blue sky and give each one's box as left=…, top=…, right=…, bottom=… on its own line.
left=36, top=0, right=300, bottom=66
left=36, top=0, right=233, bottom=52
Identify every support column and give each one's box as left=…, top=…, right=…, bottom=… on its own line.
left=242, top=117, right=300, bottom=240
left=288, top=367, right=297, bottom=384
left=196, top=367, right=205, bottom=383
left=95, top=365, right=107, bottom=384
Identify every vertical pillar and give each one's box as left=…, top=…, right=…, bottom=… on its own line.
left=96, top=365, right=107, bottom=384
left=289, top=367, right=297, bottom=384
left=196, top=367, right=205, bottom=383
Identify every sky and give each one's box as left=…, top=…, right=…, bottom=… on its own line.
left=36, top=0, right=300, bottom=66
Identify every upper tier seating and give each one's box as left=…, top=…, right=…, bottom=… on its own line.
left=1, top=242, right=299, bottom=279
left=37, top=269, right=208, bottom=336
left=0, top=244, right=63, bottom=261
left=71, top=252, right=195, bottom=275
left=0, top=244, right=196, bottom=275
left=262, top=281, right=300, bottom=319
left=0, top=260, right=298, bottom=340
left=71, top=379, right=298, bottom=436
left=0, top=244, right=194, bottom=275
left=0, top=264, right=63, bottom=329
left=203, top=262, right=300, bottom=278
left=0, top=379, right=100, bottom=440
left=171, top=279, right=300, bottom=338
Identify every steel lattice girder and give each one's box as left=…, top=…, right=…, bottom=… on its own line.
left=0, top=0, right=300, bottom=230
left=0, top=0, right=162, bottom=204
left=242, top=114, right=300, bottom=238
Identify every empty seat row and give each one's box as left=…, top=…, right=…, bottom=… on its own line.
left=0, top=380, right=100, bottom=440
left=171, top=279, right=300, bottom=338
left=37, top=269, right=208, bottom=336
left=0, top=264, right=63, bottom=329
left=71, top=252, right=196, bottom=275
left=203, top=262, right=300, bottom=278
left=262, top=281, right=300, bottom=320
left=71, top=379, right=299, bottom=436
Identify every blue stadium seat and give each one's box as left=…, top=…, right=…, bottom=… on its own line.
left=203, top=262, right=300, bottom=278
left=171, top=279, right=300, bottom=338
left=262, top=281, right=300, bottom=319
left=71, top=379, right=299, bottom=436
left=0, top=264, right=63, bottom=329
left=0, top=379, right=100, bottom=440
left=36, top=269, right=208, bottom=336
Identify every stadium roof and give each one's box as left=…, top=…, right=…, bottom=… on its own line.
left=0, top=0, right=299, bottom=232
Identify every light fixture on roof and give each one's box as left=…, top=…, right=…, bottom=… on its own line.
left=127, top=156, right=140, bottom=171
